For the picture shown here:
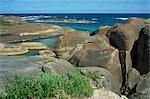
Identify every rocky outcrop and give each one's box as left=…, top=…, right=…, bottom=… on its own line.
left=69, top=18, right=148, bottom=96
left=69, top=35, right=122, bottom=88
left=0, top=16, right=63, bottom=43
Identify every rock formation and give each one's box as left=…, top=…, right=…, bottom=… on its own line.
left=68, top=18, right=149, bottom=96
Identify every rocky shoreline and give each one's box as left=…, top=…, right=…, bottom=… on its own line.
left=0, top=16, right=149, bottom=99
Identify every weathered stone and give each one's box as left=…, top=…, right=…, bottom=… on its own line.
left=107, top=18, right=145, bottom=51
left=130, top=73, right=150, bottom=99
left=42, top=58, right=76, bottom=74
left=69, top=35, right=122, bottom=87
left=0, top=56, right=76, bottom=92
left=127, top=68, right=140, bottom=89
left=107, top=23, right=136, bottom=51
left=53, top=29, right=90, bottom=49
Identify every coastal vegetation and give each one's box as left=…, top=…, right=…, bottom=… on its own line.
left=0, top=72, right=93, bottom=98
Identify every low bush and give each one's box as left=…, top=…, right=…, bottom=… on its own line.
left=0, top=72, right=93, bottom=98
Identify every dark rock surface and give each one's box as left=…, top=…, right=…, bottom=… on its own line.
left=107, top=18, right=145, bottom=51
left=131, top=25, right=150, bottom=74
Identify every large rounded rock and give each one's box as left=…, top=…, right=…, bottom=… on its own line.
left=107, top=23, right=136, bottom=51
left=69, top=35, right=122, bottom=87
left=107, top=18, right=145, bottom=51
left=53, top=29, right=90, bottom=49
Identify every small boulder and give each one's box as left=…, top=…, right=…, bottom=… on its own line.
left=127, top=68, right=140, bottom=89
left=130, top=73, right=150, bottom=99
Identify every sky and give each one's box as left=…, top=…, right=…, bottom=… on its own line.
left=0, top=0, right=150, bottom=14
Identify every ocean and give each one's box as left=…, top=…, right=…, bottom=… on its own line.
left=3, top=13, right=150, bottom=32
left=1, top=13, right=149, bottom=56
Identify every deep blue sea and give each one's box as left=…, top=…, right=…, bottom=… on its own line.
left=3, top=13, right=150, bottom=32
left=2, top=13, right=149, bottom=56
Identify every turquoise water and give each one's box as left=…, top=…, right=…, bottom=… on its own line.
left=21, top=35, right=60, bottom=56
left=32, top=35, right=60, bottom=46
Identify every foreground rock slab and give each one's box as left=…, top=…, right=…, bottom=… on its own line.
left=0, top=56, right=76, bottom=92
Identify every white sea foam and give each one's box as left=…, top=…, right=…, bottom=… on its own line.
left=116, top=17, right=128, bottom=20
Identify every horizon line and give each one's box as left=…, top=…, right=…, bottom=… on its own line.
left=0, top=12, right=150, bottom=15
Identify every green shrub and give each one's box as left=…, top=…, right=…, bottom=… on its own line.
left=65, top=72, right=93, bottom=97
left=0, top=72, right=93, bottom=98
